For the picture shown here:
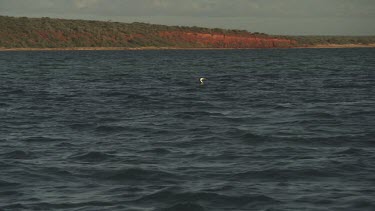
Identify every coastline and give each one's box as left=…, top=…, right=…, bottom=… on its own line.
left=298, top=43, right=375, bottom=49
left=0, top=44, right=374, bottom=51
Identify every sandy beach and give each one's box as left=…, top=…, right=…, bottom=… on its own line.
left=301, top=43, right=375, bottom=49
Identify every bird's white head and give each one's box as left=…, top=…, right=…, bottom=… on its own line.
left=200, top=77, right=206, bottom=84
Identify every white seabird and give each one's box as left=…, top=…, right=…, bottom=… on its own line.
left=200, top=77, right=206, bottom=85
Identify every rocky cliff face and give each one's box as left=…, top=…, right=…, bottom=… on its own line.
left=158, top=31, right=296, bottom=48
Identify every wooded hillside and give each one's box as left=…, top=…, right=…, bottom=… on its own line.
left=0, top=16, right=374, bottom=49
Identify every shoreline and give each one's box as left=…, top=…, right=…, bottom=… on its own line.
left=297, top=43, right=375, bottom=49
left=0, top=44, right=374, bottom=51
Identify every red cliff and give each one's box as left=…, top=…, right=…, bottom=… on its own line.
left=158, top=31, right=296, bottom=48
left=0, top=16, right=299, bottom=49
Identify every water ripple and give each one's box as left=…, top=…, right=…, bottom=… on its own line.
left=1, top=49, right=374, bottom=211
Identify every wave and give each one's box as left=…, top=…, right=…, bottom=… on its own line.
left=0, top=160, right=13, bottom=169
left=3, top=89, right=26, bottom=95
left=2, top=201, right=115, bottom=210
left=343, top=197, right=375, bottom=210
left=293, top=111, right=336, bottom=119
left=20, top=136, right=69, bottom=143
left=95, top=125, right=127, bottom=133
left=323, top=82, right=371, bottom=89
left=136, top=189, right=280, bottom=207
left=68, top=123, right=95, bottom=130
left=159, top=203, right=205, bottom=211
left=334, top=147, right=368, bottom=156
left=1, top=203, right=28, bottom=210
left=52, top=95, right=76, bottom=102
left=233, top=168, right=340, bottom=181
left=13, top=105, right=53, bottom=111
left=99, top=91, right=128, bottom=97
left=346, top=110, right=375, bottom=116
left=273, top=103, right=295, bottom=110
left=96, top=116, right=121, bottom=123
left=259, top=146, right=318, bottom=155
left=54, top=142, right=76, bottom=148
left=304, top=133, right=375, bottom=145
left=0, top=180, right=20, bottom=187
left=1, top=150, right=34, bottom=159
left=42, top=167, right=74, bottom=177
left=225, top=128, right=268, bottom=142
left=0, top=190, right=22, bottom=198
left=94, top=168, right=181, bottom=182
left=69, top=151, right=115, bottom=162
left=126, top=94, right=149, bottom=100
left=0, top=102, right=10, bottom=107
left=141, top=148, right=172, bottom=155
left=173, top=111, right=216, bottom=119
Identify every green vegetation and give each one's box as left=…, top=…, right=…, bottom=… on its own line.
left=0, top=16, right=254, bottom=48
left=0, top=16, right=374, bottom=48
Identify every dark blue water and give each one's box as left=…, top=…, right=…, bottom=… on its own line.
left=1, top=49, right=375, bottom=211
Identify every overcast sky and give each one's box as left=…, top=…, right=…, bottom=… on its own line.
left=1, top=0, right=374, bottom=35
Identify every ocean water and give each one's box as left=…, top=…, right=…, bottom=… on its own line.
left=0, top=48, right=374, bottom=211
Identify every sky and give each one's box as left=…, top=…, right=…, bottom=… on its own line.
left=0, top=0, right=374, bottom=35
